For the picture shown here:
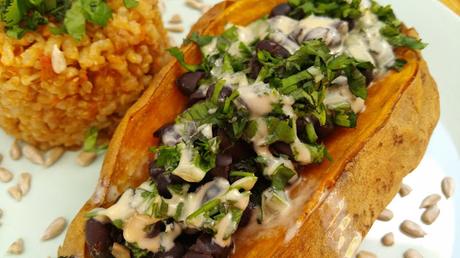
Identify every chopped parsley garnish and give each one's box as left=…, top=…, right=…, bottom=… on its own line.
left=370, top=0, right=427, bottom=50
left=0, top=0, right=140, bottom=39
left=83, top=127, right=108, bottom=153
left=288, top=0, right=362, bottom=20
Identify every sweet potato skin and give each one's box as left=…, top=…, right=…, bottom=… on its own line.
left=58, top=1, right=440, bottom=257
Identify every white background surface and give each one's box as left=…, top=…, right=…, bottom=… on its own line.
left=0, top=0, right=459, bottom=257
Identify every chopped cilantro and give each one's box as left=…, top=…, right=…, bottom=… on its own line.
left=271, top=164, right=296, bottom=190
left=123, top=0, right=138, bottom=8
left=391, top=58, right=407, bottom=71
left=168, top=47, right=201, bottom=72
left=265, top=117, right=295, bottom=145
left=187, top=32, right=214, bottom=47
left=112, top=219, right=124, bottom=229
left=150, top=145, right=181, bottom=172
left=83, top=127, right=107, bottom=153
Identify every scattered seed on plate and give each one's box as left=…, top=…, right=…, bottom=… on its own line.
left=381, top=232, right=394, bottom=246
left=441, top=177, right=455, bottom=199
left=377, top=208, right=393, bottom=221
left=419, top=194, right=441, bottom=208
left=19, top=172, right=32, bottom=196
left=111, top=242, right=131, bottom=258
left=8, top=185, right=22, bottom=201
left=7, top=238, right=24, bottom=255
left=356, top=250, right=377, bottom=258
left=45, top=147, right=65, bottom=167
left=185, top=0, right=203, bottom=11
left=169, top=14, right=182, bottom=24
left=41, top=217, right=67, bottom=241
left=399, top=183, right=412, bottom=197
left=421, top=205, right=440, bottom=225
left=76, top=151, right=98, bottom=167
left=0, top=153, right=3, bottom=163
left=166, top=25, right=185, bottom=33
left=10, top=140, right=22, bottom=160
left=23, top=144, right=45, bottom=165
left=403, top=248, right=423, bottom=258
left=400, top=220, right=426, bottom=238
left=0, top=167, right=13, bottom=183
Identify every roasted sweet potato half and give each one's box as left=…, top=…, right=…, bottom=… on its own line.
left=59, top=0, right=440, bottom=257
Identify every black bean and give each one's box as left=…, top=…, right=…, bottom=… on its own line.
left=216, top=129, right=232, bottom=151
left=188, top=234, right=233, bottom=258
left=216, top=153, right=232, bottom=167
left=206, top=85, right=232, bottom=102
left=256, top=40, right=290, bottom=58
left=155, top=174, right=172, bottom=199
left=345, top=19, right=355, bottom=31
left=223, top=141, right=256, bottom=163
left=184, top=252, right=213, bottom=258
left=109, top=224, right=125, bottom=244
left=177, top=71, right=206, bottom=96
left=208, top=165, right=230, bottom=180
left=188, top=90, right=207, bottom=106
left=149, top=162, right=165, bottom=180
left=157, top=242, right=185, bottom=258
left=269, top=141, right=293, bottom=158
left=153, top=123, right=175, bottom=138
left=146, top=221, right=166, bottom=238
left=85, top=219, right=113, bottom=258
left=360, top=68, right=374, bottom=86
left=269, top=3, right=292, bottom=17
left=239, top=204, right=254, bottom=228
left=248, top=56, right=262, bottom=80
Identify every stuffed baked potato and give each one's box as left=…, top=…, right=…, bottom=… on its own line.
left=59, top=0, right=439, bottom=257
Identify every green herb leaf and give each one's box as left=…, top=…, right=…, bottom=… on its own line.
left=167, top=47, right=200, bottom=72
left=81, top=0, right=112, bottom=26
left=347, top=67, right=367, bottom=99
left=112, top=219, right=124, bottom=229
left=150, top=145, right=181, bottom=172
left=265, top=117, right=295, bottom=145
left=386, top=34, right=427, bottom=50
left=391, top=58, right=407, bottom=71
left=187, top=32, right=214, bottom=47
left=83, top=127, right=107, bottom=153
left=334, top=110, right=357, bottom=128
left=64, top=0, right=86, bottom=40
left=123, top=0, right=137, bottom=8
left=271, top=164, right=296, bottom=190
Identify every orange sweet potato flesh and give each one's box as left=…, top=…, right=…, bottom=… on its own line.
left=58, top=1, right=440, bottom=257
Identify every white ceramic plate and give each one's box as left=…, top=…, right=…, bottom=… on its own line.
left=1, top=0, right=459, bottom=257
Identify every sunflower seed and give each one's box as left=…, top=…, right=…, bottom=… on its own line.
left=7, top=238, right=24, bottom=254
left=403, top=248, right=423, bottom=258
left=166, top=25, right=184, bottom=33
left=76, top=151, right=97, bottom=167
left=0, top=167, right=13, bottom=183
left=45, top=147, right=65, bottom=167
left=23, top=144, right=44, bottom=165
left=400, top=220, right=426, bottom=238
left=356, top=250, right=377, bottom=258
left=399, top=183, right=412, bottom=197
left=419, top=194, right=441, bottom=208
left=19, top=172, right=31, bottom=196
left=112, top=242, right=131, bottom=258
left=10, top=140, right=22, bottom=160
left=169, top=14, right=182, bottom=24
left=381, top=232, right=394, bottom=246
left=421, top=205, right=440, bottom=225
left=41, top=217, right=67, bottom=241
left=441, top=177, right=455, bottom=199
left=377, top=208, right=393, bottom=221
left=185, top=0, right=203, bottom=11
left=8, top=185, right=22, bottom=201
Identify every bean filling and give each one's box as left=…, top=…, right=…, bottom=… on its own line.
left=84, top=1, right=426, bottom=257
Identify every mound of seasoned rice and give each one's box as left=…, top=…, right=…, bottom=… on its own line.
left=0, top=0, right=169, bottom=149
